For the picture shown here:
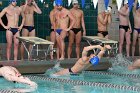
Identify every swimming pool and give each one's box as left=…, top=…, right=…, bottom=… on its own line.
left=0, top=69, right=140, bottom=93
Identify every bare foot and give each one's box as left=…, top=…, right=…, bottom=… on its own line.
left=59, top=57, right=64, bottom=60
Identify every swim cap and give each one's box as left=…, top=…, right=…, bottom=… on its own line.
left=72, top=0, right=78, bottom=5
left=124, top=0, right=128, bottom=4
left=9, top=0, right=17, bottom=3
left=55, top=0, right=63, bottom=6
left=107, top=6, right=112, bottom=12
left=89, top=56, right=99, bottom=66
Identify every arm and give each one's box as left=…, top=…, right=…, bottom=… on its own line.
left=81, top=11, right=86, bottom=36
left=32, top=0, right=42, bottom=14
left=133, top=0, right=138, bottom=14
left=0, top=8, right=8, bottom=29
left=67, top=11, right=75, bottom=31
left=82, top=45, right=103, bottom=57
left=107, top=13, right=112, bottom=24
left=128, top=20, right=132, bottom=33
left=18, top=7, right=25, bottom=30
left=98, top=13, right=108, bottom=25
left=50, top=10, right=55, bottom=28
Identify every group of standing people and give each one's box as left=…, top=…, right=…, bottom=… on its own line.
left=118, top=0, right=140, bottom=58
left=0, top=0, right=42, bottom=61
left=49, top=0, right=86, bottom=60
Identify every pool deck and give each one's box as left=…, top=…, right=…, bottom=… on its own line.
left=0, top=57, right=111, bottom=74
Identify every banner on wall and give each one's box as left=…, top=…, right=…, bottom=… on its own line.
left=116, top=0, right=123, bottom=10
left=128, top=0, right=134, bottom=11
left=81, top=0, right=85, bottom=8
left=68, top=0, right=72, bottom=6
left=104, top=0, right=109, bottom=9
left=93, top=0, right=98, bottom=9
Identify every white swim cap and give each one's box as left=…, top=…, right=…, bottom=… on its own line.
left=124, top=0, right=128, bottom=4
left=72, top=0, right=78, bottom=5
left=107, top=6, right=112, bottom=12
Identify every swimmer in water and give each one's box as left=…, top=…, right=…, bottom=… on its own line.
left=0, top=65, right=37, bottom=87
left=53, top=45, right=111, bottom=76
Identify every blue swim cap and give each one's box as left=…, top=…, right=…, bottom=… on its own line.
left=89, top=56, right=99, bottom=66
left=9, top=0, right=17, bottom=3
left=55, top=0, right=63, bottom=6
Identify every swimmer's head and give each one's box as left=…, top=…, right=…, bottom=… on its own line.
left=55, top=0, right=63, bottom=6
left=9, top=0, right=17, bottom=6
left=72, top=0, right=79, bottom=8
left=55, top=0, right=63, bottom=11
left=105, top=6, right=112, bottom=13
left=123, top=0, right=129, bottom=8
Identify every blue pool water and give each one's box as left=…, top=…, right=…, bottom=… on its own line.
left=0, top=55, right=139, bottom=93
left=0, top=70, right=140, bottom=93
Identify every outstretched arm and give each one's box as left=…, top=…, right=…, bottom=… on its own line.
left=82, top=45, right=103, bottom=57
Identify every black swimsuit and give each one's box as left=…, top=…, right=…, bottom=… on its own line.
left=98, top=31, right=108, bottom=37
left=119, top=25, right=129, bottom=32
left=23, top=26, right=35, bottom=32
left=8, top=28, right=19, bottom=35
left=71, top=28, right=81, bottom=34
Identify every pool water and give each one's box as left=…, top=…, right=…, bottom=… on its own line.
left=0, top=70, right=140, bottom=93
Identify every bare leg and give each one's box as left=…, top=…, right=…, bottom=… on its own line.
left=98, top=33, right=104, bottom=38
left=56, top=36, right=61, bottom=60
left=75, top=31, right=82, bottom=59
left=50, top=31, right=56, bottom=60
left=119, top=29, right=125, bottom=54
left=59, top=31, right=67, bottom=60
left=125, top=31, right=131, bottom=57
left=138, top=34, right=140, bottom=56
left=105, top=34, right=109, bottom=39
left=132, top=30, right=138, bottom=58
left=67, top=30, right=75, bottom=59
left=28, top=30, right=35, bottom=60
left=13, top=32, right=20, bottom=61
left=6, top=30, right=13, bottom=61
left=20, top=29, right=29, bottom=60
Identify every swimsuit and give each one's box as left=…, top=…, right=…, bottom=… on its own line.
left=134, top=28, right=140, bottom=34
left=23, top=26, right=35, bottom=32
left=56, top=29, right=62, bottom=35
left=119, top=25, right=129, bottom=32
left=98, top=31, right=108, bottom=37
left=71, top=28, right=81, bottom=34
left=8, top=28, right=19, bottom=35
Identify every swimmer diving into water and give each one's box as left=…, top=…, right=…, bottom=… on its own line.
left=53, top=45, right=111, bottom=76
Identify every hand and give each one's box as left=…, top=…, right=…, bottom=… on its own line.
left=4, top=26, right=9, bottom=29
left=18, top=26, right=22, bottom=31
left=32, top=0, right=36, bottom=5
left=104, top=45, right=111, bottom=49
left=29, top=81, right=38, bottom=87
left=83, top=31, right=86, bottom=36
left=64, top=28, right=70, bottom=32
left=128, top=28, right=132, bottom=33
